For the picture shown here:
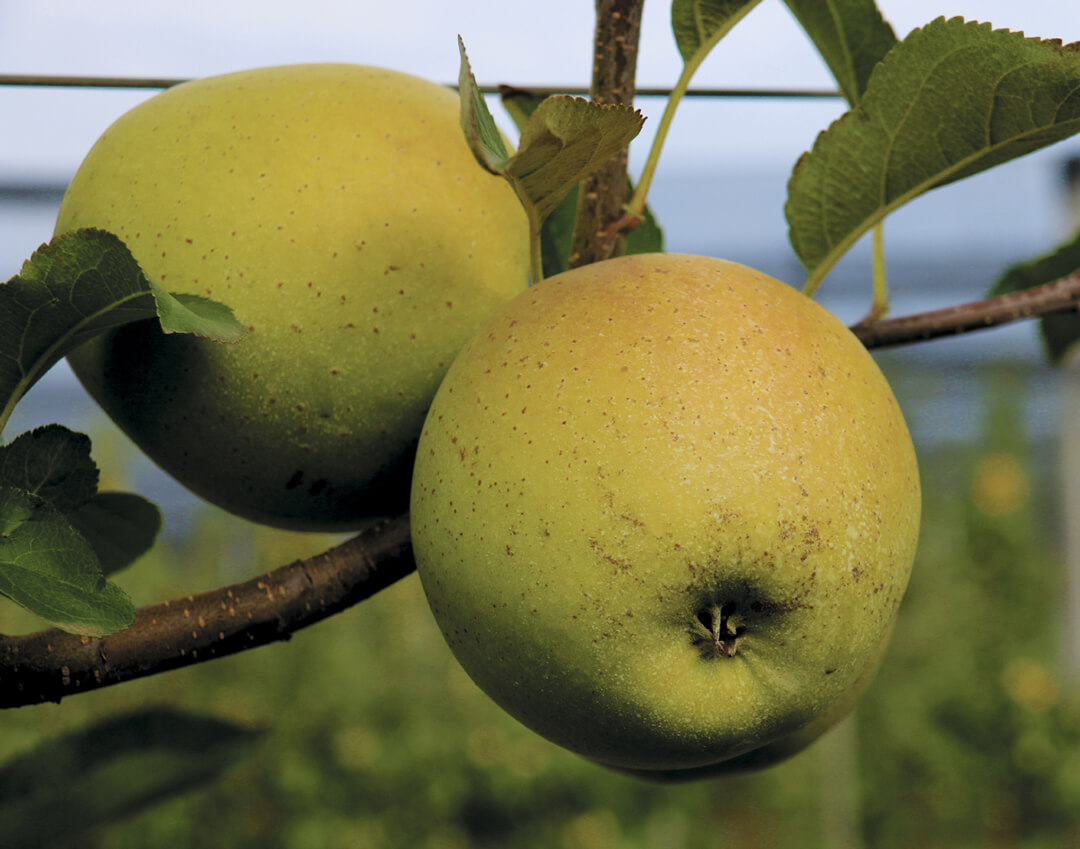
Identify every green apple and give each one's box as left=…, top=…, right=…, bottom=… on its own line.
left=56, top=63, right=529, bottom=530
left=613, top=622, right=895, bottom=780
left=410, top=252, right=920, bottom=773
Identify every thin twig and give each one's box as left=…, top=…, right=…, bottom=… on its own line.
left=850, top=271, right=1080, bottom=349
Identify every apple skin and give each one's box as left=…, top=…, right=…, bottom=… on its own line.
left=410, top=252, right=920, bottom=773
left=56, top=63, right=529, bottom=530
left=612, top=622, right=894, bottom=781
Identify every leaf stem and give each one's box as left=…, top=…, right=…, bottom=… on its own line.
left=527, top=205, right=545, bottom=284
left=626, top=62, right=695, bottom=218
left=868, top=222, right=889, bottom=320
left=626, top=0, right=763, bottom=220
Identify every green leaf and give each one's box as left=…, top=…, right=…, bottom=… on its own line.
left=786, top=17, right=1080, bottom=293
left=500, top=86, right=664, bottom=277
left=460, top=44, right=644, bottom=223
left=671, top=0, right=764, bottom=66
left=151, top=284, right=247, bottom=340
left=68, top=492, right=162, bottom=576
left=458, top=36, right=511, bottom=174
left=0, top=485, right=134, bottom=636
left=458, top=40, right=643, bottom=282
left=990, top=230, right=1080, bottom=364
left=781, top=0, right=897, bottom=105
left=0, top=707, right=263, bottom=847
left=0, top=424, right=99, bottom=513
left=0, top=228, right=246, bottom=436
left=508, top=96, right=645, bottom=226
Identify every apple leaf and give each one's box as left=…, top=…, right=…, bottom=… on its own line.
left=671, top=0, right=764, bottom=66
left=150, top=284, right=248, bottom=341
left=500, top=86, right=663, bottom=277
left=786, top=17, right=1080, bottom=293
left=0, top=424, right=99, bottom=514
left=68, top=492, right=162, bottom=577
left=457, top=36, right=512, bottom=174
left=0, top=707, right=263, bottom=847
left=0, top=485, right=135, bottom=636
left=781, top=0, right=897, bottom=105
left=0, top=425, right=157, bottom=624
left=458, top=37, right=644, bottom=252
left=0, top=228, right=246, bottom=436
left=989, top=230, right=1080, bottom=364
left=510, top=96, right=645, bottom=225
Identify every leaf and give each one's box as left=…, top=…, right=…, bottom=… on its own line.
left=0, top=485, right=134, bottom=636
left=151, top=285, right=247, bottom=340
left=457, top=37, right=512, bottom=175
left=0, top=707, right=263, bottom=848
left=990, top=230, right=1080, bottom=364
left=500, top=86, right=664, bottom=277
left=0, top=424, right=99, bottom=513
left=68, top=492, right=162, bottom=576
left=510, top=97, right=646, bottom=226
left=0, top=228, right=246, bottom=435
left=672, top=0, right=764, bottom=66
left=781, top=0, right=897, bottom=105
left=459, top=40, right=644, bottom=229
left=786, top=17, right=1080, bottom=293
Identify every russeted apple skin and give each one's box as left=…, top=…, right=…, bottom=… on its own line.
left=56, top=64, right=530, bottom=530
left=410, top=253, right=921, bottom=772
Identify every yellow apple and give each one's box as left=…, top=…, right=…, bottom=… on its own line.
left=411, top=252, right=920, bottom=773
left=56, top=63, right=529, bottom=530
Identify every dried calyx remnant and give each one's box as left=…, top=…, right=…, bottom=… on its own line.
left=695, top=603, right=745, bottom=658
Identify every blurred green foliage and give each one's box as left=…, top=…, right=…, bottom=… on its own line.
left=1, top=361, right=1077, bottom=849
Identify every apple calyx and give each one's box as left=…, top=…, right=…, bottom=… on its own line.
left=694, top=603, right=745, bottom=659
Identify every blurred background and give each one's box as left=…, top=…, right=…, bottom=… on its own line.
left=2, top=1, right=1080, bottom=846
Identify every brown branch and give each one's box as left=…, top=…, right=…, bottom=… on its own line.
left=568, top=0, right=645, bottom=268
left=3, top=271, right=1076, bottom=709
left=2, top=274, right=1078, bottom=708
left=0, top=515, right=414, bottom=708
left=850, top=271, right=1080, bottom=349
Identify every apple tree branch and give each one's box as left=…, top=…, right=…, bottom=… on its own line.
left=1, top=274, right=1077, bottom=708
left=568, top=0, right=645, bottom=268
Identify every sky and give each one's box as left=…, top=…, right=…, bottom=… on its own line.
left=0, top=0, right=1076, bottom=484
left=1, top=0, right=1078, bottom=179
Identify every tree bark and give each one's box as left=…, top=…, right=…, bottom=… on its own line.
left=0, top=515, right=413, bottom=708
left=568, top=0, right=645, bottom=268
left=850, top=270, right=1080, bottom=349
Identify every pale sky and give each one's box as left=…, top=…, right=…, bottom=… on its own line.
left=1, top=0, right=1078, bottom=178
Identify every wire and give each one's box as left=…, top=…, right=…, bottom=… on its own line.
left=0, top=73, right=841, bottom=99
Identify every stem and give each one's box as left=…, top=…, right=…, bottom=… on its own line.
left=850, top=269, right=1080, bottom=349
left=626, top=62, right=695, bottom=218
left=567, top=0, right=644, bottom=268
left=526, top=203, right=545, bottom=284
left=0, top=515, right=414, bottom=708
left=867, top=223, right=889, bottom=320
left=626, top=0, right=763, bottom=219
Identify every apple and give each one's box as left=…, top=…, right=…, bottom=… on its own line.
left=613, top=622, right=894, bottom=780
left=410, top=252, right=921, bottom=773
left=56, top=63, right=530, bottom=530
